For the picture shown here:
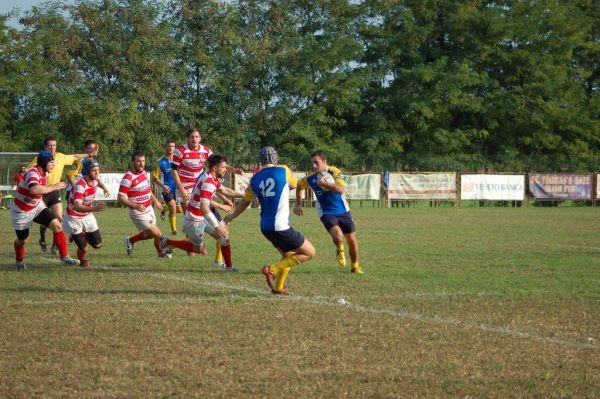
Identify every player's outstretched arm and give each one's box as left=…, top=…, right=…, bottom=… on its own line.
left=219, top=186, right=244, bottom=199
left=29, top=182, right=66, bottom=195
left=294, top=186, right=304, bottom=216
left=223, top=198, right=251, bottom=224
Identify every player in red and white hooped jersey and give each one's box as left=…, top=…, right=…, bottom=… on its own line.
left=171, top=127, right=213, bottom=211
left=118, top=151, right=171, bottom=258
left=9, top=151, right=80, bottom=269
left=161, top=154, right=244, bottom=272
left=171, top=127, right=245, bottom=261
left=62, top=159, right=106, bottom=269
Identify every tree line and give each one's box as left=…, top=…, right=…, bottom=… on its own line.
left=1, top=0, right=598, bottom=172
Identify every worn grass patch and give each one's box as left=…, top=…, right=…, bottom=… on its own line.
left=1, top=206, right=599, bottom=397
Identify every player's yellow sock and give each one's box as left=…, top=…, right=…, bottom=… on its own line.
left=214, top=241, right=223, bottom=263
left=351, top=261, right=363, bottom=275
left=270, top=255, right=300, bottom=275
left=274, top=267, right=290, bottom=292
left=336, top=242, right=346, bottom=266
left=169, top=215, right=177, bottom=233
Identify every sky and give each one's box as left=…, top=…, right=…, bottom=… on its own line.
left=0, top=0, right=48, bottom=15
left=1, top=0, right=70, bottom=27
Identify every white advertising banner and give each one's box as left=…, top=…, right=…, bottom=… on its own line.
left=387, top=173, right=456, bottom=200
left=597, top=174, right=600, bottom=198
left=460, top=174, right=525, bottom=200
left=344, top=174, right=381, bottom=200
left=234, top=171, right=307, bottom=199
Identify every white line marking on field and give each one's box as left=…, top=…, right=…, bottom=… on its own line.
left=139, top=271, right=597, bottom=350
left=8, top=267, right=595, bottom=349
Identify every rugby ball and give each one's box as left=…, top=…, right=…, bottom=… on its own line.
left=318, top=171, right=335, bottom=190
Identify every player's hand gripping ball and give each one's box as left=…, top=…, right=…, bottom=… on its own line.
left=318, top=171, right=335, bottom=191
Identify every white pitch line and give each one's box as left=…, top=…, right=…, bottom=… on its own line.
left=140, top=271, right=597, bottom=350
left=8, top=267, right=596, bottom=349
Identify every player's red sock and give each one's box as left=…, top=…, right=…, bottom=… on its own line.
left=129, top=231, right=146, bottom=244
left=53, top=232, right=68, bottom=258
left=76, top=248, right=86, bottom=261
left=153, top=238, right=163, bottom=255
left=14, top=241, right=25, bottom=262
left=221, top=243, right=232, bottom=267
left=167, top=239, right=195, bottom=253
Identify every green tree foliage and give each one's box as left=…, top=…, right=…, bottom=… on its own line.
left=0, top=0, right=598, bottom=172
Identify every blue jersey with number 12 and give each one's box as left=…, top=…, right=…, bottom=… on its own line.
left=246, top=164, right=297, bottom=231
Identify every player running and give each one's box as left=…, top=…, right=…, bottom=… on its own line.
left=29, top=136, right=98, bottom=255
left=294, top=150, right=363, bottom=274
left=63, top=159, right=106, bottom=269
left=225, top=147, right=315, bottom=294
left=171, top=127, right=241, bottom=264
left=118, top=151, right=171, bottom=259
left=10, top=151, right=80, bottom=269
left=160, top=154, right=244, bottom=272
left=152, top=138, right=180, bottom=235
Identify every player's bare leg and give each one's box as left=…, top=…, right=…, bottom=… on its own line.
left=166, top=199, right=177, bottom=234
left=328, top=225, right=346, bottom=267
left=344, top=232, right=363, bottom=274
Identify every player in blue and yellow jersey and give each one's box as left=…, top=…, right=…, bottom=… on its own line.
left=152, top=139, right=180, bottom=235
left=225, top=146, right=315, bottom=294
left=294, top=150, right=363, bottom=274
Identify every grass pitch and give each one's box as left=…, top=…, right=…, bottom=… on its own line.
left=1, top=205, right=599, bottom=397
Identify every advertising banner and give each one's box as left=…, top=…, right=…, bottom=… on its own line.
left=461, top=174, right=525, bottom=200
left=387, top=173, right=456, bottom=200
left=344, top=174, right=381, bottom=200
left=597, top=174, right=600, bottom=198
left=529, top=173, right=592, bottom=200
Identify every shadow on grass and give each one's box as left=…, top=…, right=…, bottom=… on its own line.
left=0, top=285, right=261, bottom=298
left=0, top=263, right=260, bottom=275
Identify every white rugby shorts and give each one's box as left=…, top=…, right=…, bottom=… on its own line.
left=62, top=213, right=99, bottom=235
left=9, top=201, right=46, bottom=231
left=130, top=209, right=157, bottom=231
left=182, top=217, right=217, bottom=245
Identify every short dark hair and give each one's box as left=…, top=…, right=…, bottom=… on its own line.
left=207, top=154, right=227, bottom=170
left=44, top=136, right=57, bottom=146
left=84, top=139, right=96, bottom=147
left=187, top=127, right=200, bottom=136
left=311, top=150, right=327, bottom=160
left=131, top=151, right=145, bottom=161
left=165, top=138, right=175, bottom=145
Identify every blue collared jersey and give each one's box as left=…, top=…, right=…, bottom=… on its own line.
left=297, top=166, right=350, bottom=216
left=153, top=156, right=176, bottom=192
left=245, top=164, right=297, bottom=231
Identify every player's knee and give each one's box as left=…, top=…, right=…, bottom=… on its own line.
left=15, top=229, right=29, bottom=243
left=303, top=242, right=316, bottom=260
left=72, top=233, right=87, bottom=250
left=49, top=220, right=63, bottom=233
left=218, top=236, right=229, bottom=246
left=86, top=230, right=102, bottom=249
